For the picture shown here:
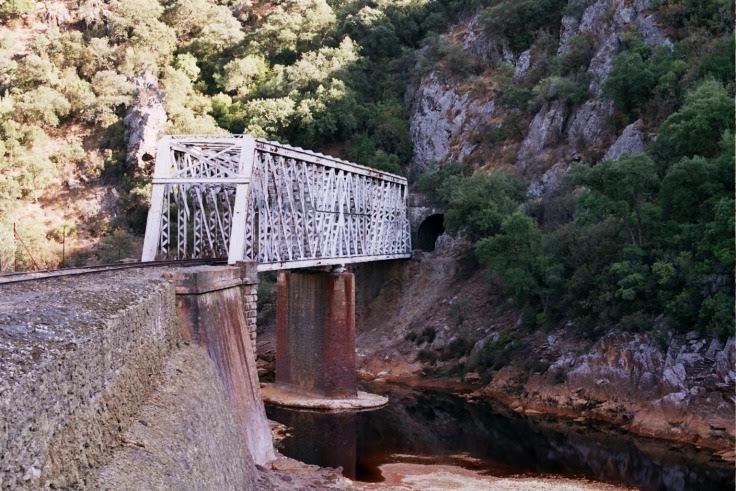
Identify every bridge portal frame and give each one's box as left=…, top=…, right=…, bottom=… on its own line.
left=142, top=135, right=412, bottom=270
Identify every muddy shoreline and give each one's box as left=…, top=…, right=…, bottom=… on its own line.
left=266, top=379, right=734, bottom=490
left=355, top=370, right=735, bottom=462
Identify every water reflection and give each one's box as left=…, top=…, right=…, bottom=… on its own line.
left=266, top=385, right=734, bottom=491
left=268, top=408, right=358, bottom=478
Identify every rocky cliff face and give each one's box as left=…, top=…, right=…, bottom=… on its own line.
left=406, top=0, right=670, bottom=193
left=407, top=72, right=495, bottom=175
left=355, top=0, right=734, bottom=457
left=124, top=72, right=167, bottom=173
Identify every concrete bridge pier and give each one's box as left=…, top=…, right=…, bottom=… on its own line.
left=262, top=268, right=387, bottom=410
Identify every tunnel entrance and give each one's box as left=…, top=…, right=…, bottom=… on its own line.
left=416, top=214, right=445, bottom=252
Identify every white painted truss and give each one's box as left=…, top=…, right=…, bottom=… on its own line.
left=141, top=135, right=411, bottom=270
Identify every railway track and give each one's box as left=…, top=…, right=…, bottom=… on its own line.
left=0, top=258, right=227, bottom=285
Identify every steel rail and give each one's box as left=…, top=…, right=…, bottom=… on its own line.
left=0, top=258, right=227, bottom=285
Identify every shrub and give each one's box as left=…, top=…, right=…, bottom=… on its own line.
left=216, top=55, right=269, bottom=95
left=416, top=326, right=437, bottom=345
left=604, top=41, right=687, bottom=122
left=97, top=228, right=140, bottom=262
left=440, top=171, right=526, bottom=240
left=416, top=348, right=438, bottom=364
left=477, top=333, right=523, bottom=370
left=650, top=80, right=734, bottom=167
left=417, top=163, right=464, bottom=204
left=499, top=86, right=534, bottom=111
left=0, top=0, right=34, bottom=19
left=440, top=337, right=470, bottom=361
left=698, top=36, right=735, bottom=86
left=346, top=134, right=402, bottom=174
left=16, top=87, right=71, bottom=126
left=534, top=75, right=589, bottom=106
left=552, top=34, right=595, bottom=76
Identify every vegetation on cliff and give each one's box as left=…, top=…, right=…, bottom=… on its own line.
left=419, top=0, right=734, bottom=338
left=0, top=0, right=733, bottom=341
left=0, top=0, right=472, bottom=267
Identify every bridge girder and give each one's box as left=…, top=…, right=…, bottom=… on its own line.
left=141, top=135, right=412, bottom=270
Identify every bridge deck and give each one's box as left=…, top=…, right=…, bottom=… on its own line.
left=142, top=135, right=411, bottom=270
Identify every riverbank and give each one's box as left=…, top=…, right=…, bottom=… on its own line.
left=356, top=363, right=736, bottom=463
left=354, top=463, right=630, bottom=491
left=349, top=255, right=735, bottom=460
left=265, top=383, right=734, bottom=490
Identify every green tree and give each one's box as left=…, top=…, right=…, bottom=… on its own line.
left=440, top=171, right=526, bottom=240
left=572, top=154, right=660, bottom=247
left=248, top=0, right=336, bottom=61
left=0, top=0, right=34, bottom=19
left=16, top=87, right=71, bottom=127
left=216, top=55, right=268, bottom=95
left=481, top=0, right=566, bottom=51
left=651, top=79, right=734, bottom=166
left=476, top=212, right=546, bottom=302
left=603, top=51, right=657, bottom=116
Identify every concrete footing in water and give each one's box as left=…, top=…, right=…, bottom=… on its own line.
left=261, top=384, right=387, bottom=410
left=266, top=269, right=387, bottom=410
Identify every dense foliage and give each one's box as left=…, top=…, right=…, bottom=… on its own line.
left=0, top=0, right=477, bottom=266
left=423, top=0, right=735, bottom=338
left=0, top=0, right=733, bottom=340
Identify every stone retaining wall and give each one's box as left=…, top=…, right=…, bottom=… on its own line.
left=0, top=266, right=269, bottom=489
left=93, top=345, right=257, bottom=490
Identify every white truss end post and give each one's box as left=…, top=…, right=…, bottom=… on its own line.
left=141, top=137, right=172, bottom=261
left=227, top=136, right=256, bottom=264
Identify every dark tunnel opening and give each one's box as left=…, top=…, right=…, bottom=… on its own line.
left=416, top=214, right=445, bottom=252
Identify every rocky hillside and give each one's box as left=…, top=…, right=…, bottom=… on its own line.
left=0, top=0, right=460, bottom=269
left=407, top=0, right=711, bottom=183
left=350, top=0, right=735, bottom=458
left=354, top=252, right=735, bottom=458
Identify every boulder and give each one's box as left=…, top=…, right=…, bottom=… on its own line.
left=603, top=120, right=646, bottom=161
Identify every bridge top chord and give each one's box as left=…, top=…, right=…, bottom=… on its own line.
left=142, top=135, right=412, bottom=271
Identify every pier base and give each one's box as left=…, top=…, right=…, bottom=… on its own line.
left=263, top=269, right=387, bottom=410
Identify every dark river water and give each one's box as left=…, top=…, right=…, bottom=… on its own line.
left=266, top=384, right=734, bottom=491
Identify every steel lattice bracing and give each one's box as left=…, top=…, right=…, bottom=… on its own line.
left=141, top=135, right=411, bottom=270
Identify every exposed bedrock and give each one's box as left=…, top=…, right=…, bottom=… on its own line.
left=124, top=72, right=167, bottom=173
left=352, top=253, right=735, bottom=456
left=406, top=0, right=668, bottom=186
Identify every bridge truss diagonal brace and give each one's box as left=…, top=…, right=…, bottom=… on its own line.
left=141, top=136, right=257, bottom=262
left=141, top=133, right=412, bottom=268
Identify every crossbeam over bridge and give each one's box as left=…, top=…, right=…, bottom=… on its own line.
left=141, top=135, right=411, bottom=270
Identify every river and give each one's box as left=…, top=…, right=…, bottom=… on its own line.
left=266, top=384, right=734, bottom=491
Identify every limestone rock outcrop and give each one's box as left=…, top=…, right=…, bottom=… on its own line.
left=407, top=0, right=672, bottom=180
left=124, top=72, right=167, bottom=173
left=603, top=119, right=647, bottom=161
left=407, top=73, right=494, bottom=172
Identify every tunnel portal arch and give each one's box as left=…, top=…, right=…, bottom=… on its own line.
left=416, top=214, right=445, bottom=252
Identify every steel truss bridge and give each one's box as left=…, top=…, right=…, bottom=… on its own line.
left=142, top=135, right=411, bottom=271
